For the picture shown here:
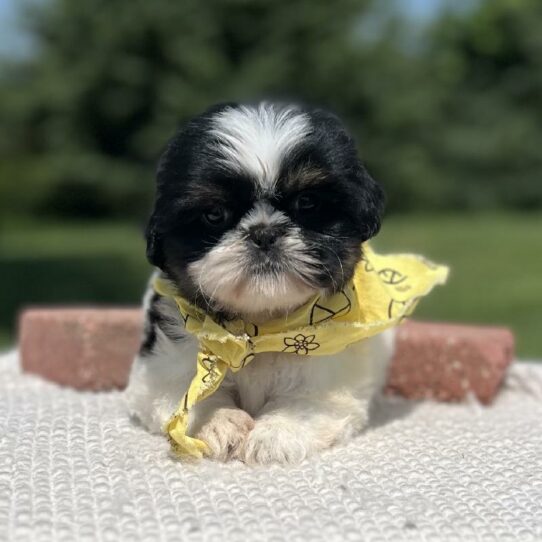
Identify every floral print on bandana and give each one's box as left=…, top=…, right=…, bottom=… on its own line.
left=282, top=334, right=320, bottom=355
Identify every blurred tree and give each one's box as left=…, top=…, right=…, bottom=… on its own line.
left=0, top=0, right=540, bottom=221
left=426, top=0, right=542, bottom=210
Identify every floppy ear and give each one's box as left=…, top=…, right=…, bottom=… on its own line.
left=359, top=168, right=386, bottom=241
left=145, top=212, right=165, bottom=269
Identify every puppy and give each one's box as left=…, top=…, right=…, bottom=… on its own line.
left=125, top=102, right=395, bottom=464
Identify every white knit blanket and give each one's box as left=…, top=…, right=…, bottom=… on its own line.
left=1, top=350, right=541, bottom=542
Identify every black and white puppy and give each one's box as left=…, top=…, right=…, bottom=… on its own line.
left=125, top=102, right=395, bottom=464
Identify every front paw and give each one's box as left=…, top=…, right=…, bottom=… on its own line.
left=241, top=420, right=309, bottom=465
left=194, top=408, right=254, bottom=462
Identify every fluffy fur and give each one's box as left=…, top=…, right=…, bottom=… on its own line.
left=125, top=101, right=394, bottom=464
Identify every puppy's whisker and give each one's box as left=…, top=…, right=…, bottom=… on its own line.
left=195, top=263, right=217, bottom=313
left=327, top=248, right=345, bottom=287
left=313, top=243, right=345, bottom=289
left=299, top=241, right=338, bottom=288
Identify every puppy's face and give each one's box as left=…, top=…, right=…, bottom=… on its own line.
left=147, top=103, right=384, bottom=318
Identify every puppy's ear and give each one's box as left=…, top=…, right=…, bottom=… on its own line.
left=145, top=212, right=165, bottom=269
left=359, top=169, right=386, bottom=241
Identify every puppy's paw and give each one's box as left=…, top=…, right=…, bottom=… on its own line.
left=195, top=408, right=254, bottom=462
left=241, top=419, right=309, bottom=465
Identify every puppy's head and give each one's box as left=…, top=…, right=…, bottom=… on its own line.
left=147, top=102, right=384, bottom=318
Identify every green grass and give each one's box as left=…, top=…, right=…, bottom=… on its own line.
left=1, top=213, right=540, bottom=357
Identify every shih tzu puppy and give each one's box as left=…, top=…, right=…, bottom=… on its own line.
left=125, top=102, right=395, bottom=464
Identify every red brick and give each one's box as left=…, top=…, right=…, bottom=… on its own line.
left=19, top=308, right=143, bottom=390
left=386, top=320, right=514, bottom=404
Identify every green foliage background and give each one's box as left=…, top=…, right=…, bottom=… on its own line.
left=2, top=0, right=542, bottom=221
left=0, top=0, right=541, bottom=356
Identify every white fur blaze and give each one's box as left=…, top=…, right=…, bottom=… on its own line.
left=211, top=103, right=311, bottom=192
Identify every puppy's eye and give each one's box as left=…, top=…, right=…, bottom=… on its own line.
left=294, top=192, right=321, bottom=214
left=202, top=205, right=231, bottom=227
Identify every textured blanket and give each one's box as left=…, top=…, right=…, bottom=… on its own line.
left=1, top=350, right=541, bottom=541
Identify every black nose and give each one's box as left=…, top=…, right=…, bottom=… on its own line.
left=248, top=226, right=279, bottom=250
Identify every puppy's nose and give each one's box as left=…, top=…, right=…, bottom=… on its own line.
left=248, top=225, right=279, bottom=250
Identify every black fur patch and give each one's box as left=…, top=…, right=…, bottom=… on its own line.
left=139, top=292, right=186, bottom=355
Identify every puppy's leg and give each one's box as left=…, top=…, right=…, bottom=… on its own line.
left=241, top=330, right=395, bottom=465
left=190, top=384, right=255, bottom=461
left=127, top=333, right=254, bottom=460
left=125, top=283, right=254, bottom=459
left=242, top=392, right=369, bottom=465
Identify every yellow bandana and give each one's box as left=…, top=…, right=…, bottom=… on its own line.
left=154, top=244, right=449, bottom=459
